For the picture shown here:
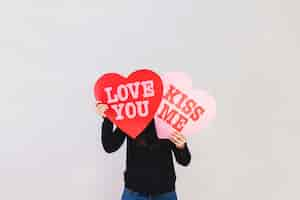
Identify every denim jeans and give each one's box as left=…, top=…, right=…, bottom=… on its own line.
left=121, top=188, right=178, bottom=200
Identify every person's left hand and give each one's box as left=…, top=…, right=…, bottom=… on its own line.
left=169, top=131, right=187, bottom=149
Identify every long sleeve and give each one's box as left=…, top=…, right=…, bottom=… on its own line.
left=101, top=118, right=126, bottom=153
left=172, top=142, right=191, bottom=166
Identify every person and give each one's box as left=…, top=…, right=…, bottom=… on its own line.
left=96, top=101, right=191, bottom=200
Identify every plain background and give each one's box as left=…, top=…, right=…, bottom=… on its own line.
left=1, top=0, right=299, bottom=200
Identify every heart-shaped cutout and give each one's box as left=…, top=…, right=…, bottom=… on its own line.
left=155, top=72, right=216, bottom=139
left=94, top=69, right=163, bottom=139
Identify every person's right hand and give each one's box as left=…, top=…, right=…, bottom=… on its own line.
left=95, top=101, right=108, bottom=118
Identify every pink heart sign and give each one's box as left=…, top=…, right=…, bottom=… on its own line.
left=155, top=72, right=216, bottom=139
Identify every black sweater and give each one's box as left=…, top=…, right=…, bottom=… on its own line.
left=101, top=118, right=191, bottom=195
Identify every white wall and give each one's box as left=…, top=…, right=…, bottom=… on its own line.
left=0, top=0, right=299, bottom=200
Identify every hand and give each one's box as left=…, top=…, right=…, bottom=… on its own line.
left=95, top=101, right=108, bottom=117
left=169, top=130, right=187, bottom=149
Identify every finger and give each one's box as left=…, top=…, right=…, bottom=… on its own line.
left=171, top=135, right=183, bottom=145
left=96, top=103, right=105, bottom=107
left=172, top=132, right=185, bottom=142
left=96, top=104, right=108, bottom=111
left=96, top=103, right=102, bottom=107
left=171, top=132, right=180, bottom=137
left=99, top=105, right=108, bottom=110
left=173, top=140, right=183, bottom=147
left=177, top=134, right=186, bottom=143
left=169, top=135, right=178, bottom=143
left=96, top=102, right=108, bottom=109
left=96, top=105, right=107, bottom=112
left=172, top=131, right=183, bottom=139
left=169, top=136, right=175, bottom=143
left=103, top=105, right=109, bottom=110
left=170, top=135, right=181, bottom=144
left=170, top=137, right=181, bottom=146
left=95, top=101, right=102, bottom=106
left=173, top=132, right=186, bottom=142
left=173, top=134, right=186, bottom=144
left=96, top=106, right=103, bottom=112
left=99, top=108, right=107, bottom=115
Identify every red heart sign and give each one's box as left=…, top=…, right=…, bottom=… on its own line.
left=94, top=69, right=163, bottom=139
